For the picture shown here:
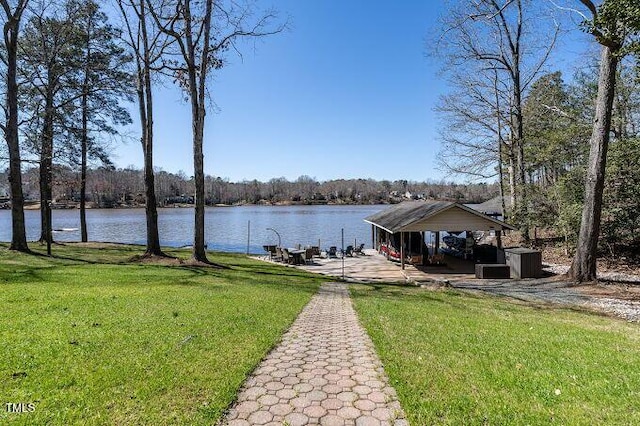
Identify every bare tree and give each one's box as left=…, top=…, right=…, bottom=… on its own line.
left=436, top=70, right=508, bottom=180
left=149, top=0, right=284, bottom=262
left=1, top=0, right=30, bottom=252
left=567, top=0, right=640, bottom=282
left=434, top=0, right=558, bottom=236
left=116, top=0, right=172, bottom=257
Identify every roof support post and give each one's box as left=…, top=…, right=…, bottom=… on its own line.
left=400, top=232, right=405, bottom=270
left=371, top=224, right=375, bottom=250
left=496, top=229, right=502, bottom=249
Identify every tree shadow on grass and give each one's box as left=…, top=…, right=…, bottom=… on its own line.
left=364, top=280, right=612, bottom=319
left=0, top=267, right=47, bottom=284
left=348, top=281, right=588, bottom=316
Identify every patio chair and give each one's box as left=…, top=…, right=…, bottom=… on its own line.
left=263, top=245, right=277, bottom=260
left=344, top=245, right=354, bottom=257
left=274, top=247, right=284, bottom=262
left=354, top=243, right=365, bottom=255
left=282, top=248, right=293, bottom=264
left=328, top=246, right=338, bottom=258
left=303, top=248, right=314, bottom=264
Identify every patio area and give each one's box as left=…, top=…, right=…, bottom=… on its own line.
left=261, top=249, right=478, bottom=285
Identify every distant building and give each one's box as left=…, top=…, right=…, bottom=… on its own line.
left=467, top=195, right=512, bottom=220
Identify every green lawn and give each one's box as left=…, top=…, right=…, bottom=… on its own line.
left=0, top=243, right=322, bottom=425
left=351, top=284, right=640, bottom=425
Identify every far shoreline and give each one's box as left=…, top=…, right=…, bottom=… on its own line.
left=7, top=199, right=398, bottom=211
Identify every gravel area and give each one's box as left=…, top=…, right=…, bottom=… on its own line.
left=543, top=263, right=640, bottom=283
left=453, top=279, right=640, bottom=322
left=543, top=263, right=640, bottom=321
left=588, top=298, right=640, bottom=322
left=452, top=264, right=640, bottom=322
left=451, top=277, right=592, bottom=306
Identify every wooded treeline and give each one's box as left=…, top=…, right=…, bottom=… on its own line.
left=0, top=167, right=499, bottom=207
left=435, top=0, right=640, bottom=281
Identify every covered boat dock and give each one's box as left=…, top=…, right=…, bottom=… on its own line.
left=364, top=200, right=516, bottom=271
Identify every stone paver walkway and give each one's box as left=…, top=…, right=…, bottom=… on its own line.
left=221, top=282, right=407, bottom=426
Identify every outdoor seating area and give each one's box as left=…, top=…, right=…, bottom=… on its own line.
left=269, top=246, right=315, bottom=265
left=262, top=243, right=368, bottom=266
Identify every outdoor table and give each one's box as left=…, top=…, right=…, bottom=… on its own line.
left=288, top=249, right=306, bottom=265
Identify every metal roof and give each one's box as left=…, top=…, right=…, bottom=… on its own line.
left=364, top=200, right=516, bottom=233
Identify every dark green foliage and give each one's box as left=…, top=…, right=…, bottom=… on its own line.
left=523, top=62, right=640, bottom=260
left=522, top=71, right=589, bottom=242
left=524, top=72, right=590, bottom=186
left=602, top=138, right=640, bottom=254
left=553, top=167, right=587, bottom=246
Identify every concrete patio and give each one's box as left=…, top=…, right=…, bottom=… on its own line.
left=261, top=249, right=477, bottom=285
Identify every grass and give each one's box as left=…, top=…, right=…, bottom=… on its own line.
left=0, top=242, right=323, bottom=425
left=351, top=283, right=640, bottom=425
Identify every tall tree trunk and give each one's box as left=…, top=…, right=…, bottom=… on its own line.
left=3, top=3, right=29, bottom=252
left=80, top=19, right=91, bottom=243
left=192, top=108, right=207, bottom=262
left=139, top=0, right=163, bottom=256
left=141, top=81, right=163, bottom=256
left=39, top=88, right=54, bottom=244
left=80, top=88, right=88, bottom=242
left=513, top=66, right=529, bottom=242
left=515, top=136, right=528, bottom=240
left=185, top=0, right=212, bottom=263
left=508, top=146, right=517, bottom=220
left=498, top=145, right=507, bottom=221
left=569, top=46, right=618, bottom=283
left=493, top=69, right=508, bottom=222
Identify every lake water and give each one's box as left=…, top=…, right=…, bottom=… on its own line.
left=0, top=205, right=385, bottom=254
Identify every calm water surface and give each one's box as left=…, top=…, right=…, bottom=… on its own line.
left=0, top=205, right=384, bottom=253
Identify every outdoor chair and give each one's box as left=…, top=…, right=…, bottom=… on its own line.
left=263, top=245, right=277, bottom=260
left=354, top=243, right=365, bottom=255
left=328, top=246, right=338, bottom=258
left=303, top=248, right=314, bottom=264
left=274, top=247, right=284, bottom=262
left=282, top=248, right=293, bottom=264
left=344, top=245, right=354, bottom=257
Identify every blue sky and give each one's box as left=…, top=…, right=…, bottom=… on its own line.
left=112, top=0, right=594, bottom=183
